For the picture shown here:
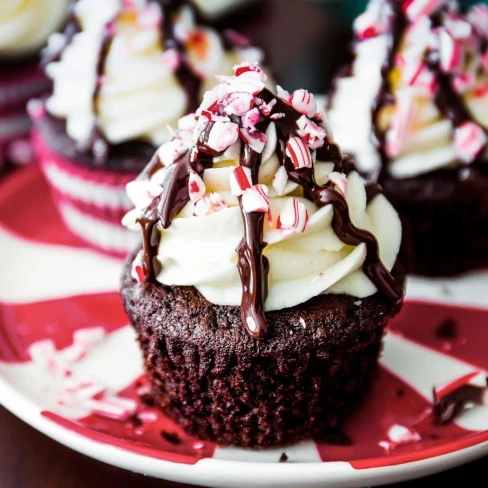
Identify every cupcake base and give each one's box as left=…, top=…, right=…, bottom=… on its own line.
left=121, top=252, right=404, bottom=448
left=383, top=167, right=488, bottom=277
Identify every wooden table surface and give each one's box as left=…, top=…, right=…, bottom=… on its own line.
left=1, top=1, right=486, bottom=486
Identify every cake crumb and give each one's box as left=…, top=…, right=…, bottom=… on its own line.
left=161, top=431, right=182, bottom=445
left=279, top=453, right=288, bottom=463
left=436, top=318, right=457, bottom=340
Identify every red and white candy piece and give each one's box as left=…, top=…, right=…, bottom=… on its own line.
left=296, top=115, right=326, bottom=150
left=209, top=192, right=228, bottom=211
left=403, top=0, right=442, bottom=23
left=468, top=5, right=488, bottom=36
left=277, top=198, right=309, bottom=235
left=439, top=28, right=464, bottom=74
left=73, top=327, right=106, bottom=348
left=445, top=13, right=472, bottom=40
left=131, top=250, right=146, bottom=283
left=126, top=180, right=163, bottom=208
left=157, top=138, right=190, bottom=166
left=192, top=196, right=212, bottom=217
left=290, top=89, right=317, bottom=118
left=85, top=396, right=137, bottom=421
left=224, top=92, right=254, bottom=116
left=234, top=62, right=267, bottom=82
left=217, top=63, right=267, bottom=95
left=230, top=166, right=253, bottom=196
left=353, top=8, right=386, bottom=40
left=241, top=184, right=270, bottom=213
left=178, top=113, right=198, bottom=131
left=206, top=121, right=240, bottom=152
left=327, top=172, right=349, bottom=197
left=243, top=108, right=262, bottom=130
left=286, top=136, right=312, bottom=169
left=239, top=128, right=267, bottom=153
left=276, top=85, right=292, bottom=104
left=454, top=122, right=487, bottom=163
left=402, top=59, right=437, bottom=95
left=387, top=424, right=421, bottom=445
left=272, top=166, right=289, bottom=195
left=385, top=90, right=417, bottom=158
left=259, top=98, right=277, bottom=117
left=188, top=170, right=206, bottom=202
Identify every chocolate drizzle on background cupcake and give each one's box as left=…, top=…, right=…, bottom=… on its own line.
left=125, top=63, right=404, bottom=339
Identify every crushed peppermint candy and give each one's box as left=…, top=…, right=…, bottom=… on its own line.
left=454, top=122, right=487, bottom=163
left=188, top=170, right=206, bottom=202
left=241, top=184, right=270, bottom=213
left=286, top=136, right=312, bottom=168
left=277, top=198, right=309, bottom=235
left=230, top=166, right=253, bottom=196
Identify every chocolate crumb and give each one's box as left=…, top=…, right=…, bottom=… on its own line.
left=139, top=393, right=156, bottom=407
left=397, top=389, right=405, bottom=398
left=131, top=415, right=143, bottom=427
left=279, top=453, right=288, bottom=463
left=436, top=318, right=457, bottom=340
left=161, top=431, right=182, bottom=445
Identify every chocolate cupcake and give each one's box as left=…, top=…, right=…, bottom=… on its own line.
left=31, top=0, right=269, bottom=257
left=121, top=63, right=405, bottom=448
left=0, top=0, right=69, bottom=171
left=328, top=0, right=488, bottom=276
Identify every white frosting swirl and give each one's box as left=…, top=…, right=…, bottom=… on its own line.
left=0, top=0, right=69, bottom=54
left=150, top=150, right=401, bottom=310
left=45, top=0, right=266, bottom=148
left=328, top=1, right=488, bottom=179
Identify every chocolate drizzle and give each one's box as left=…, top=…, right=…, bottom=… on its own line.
left=433, top=378, right=488, bottom=425
left=236, top=145, right=270, bottom=340
left=160, top=0, right=202, bottom=113
left=137, top=86, right=403, bottom=339
left=370, top=0, right=488, bottom=181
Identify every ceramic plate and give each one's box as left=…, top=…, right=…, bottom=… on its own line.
left=1, top=166, right=487, bottom=488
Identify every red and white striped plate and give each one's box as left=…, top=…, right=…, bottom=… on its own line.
left=0, top=166, right=487, bottom=488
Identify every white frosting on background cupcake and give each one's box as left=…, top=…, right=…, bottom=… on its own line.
left=328, top=0, right=488, bottom=179
left=0, top=0, right=69, bottom=54
left=45, top=0, right=267, bottom=149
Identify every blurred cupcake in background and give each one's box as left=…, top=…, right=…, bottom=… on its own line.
left=0, top=0, right=69, bottom=171
left=328, top=0, right=488, bottom=276
left=30, top=0, right=269, bottom=257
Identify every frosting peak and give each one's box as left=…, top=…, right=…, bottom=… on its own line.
left=44, top=0, right=266, bottom=163
left=329, top=0, right=488, bottom=179
left=124, top=63, right=403, bottom=340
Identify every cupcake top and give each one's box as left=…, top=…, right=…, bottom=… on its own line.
left=123, top=63, right=403, bottom=340
left=0, top=0, right=69, bottom=56
left=43, top=0, right=266, bottom=164
left=328, top=0, right=488, bottom=179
